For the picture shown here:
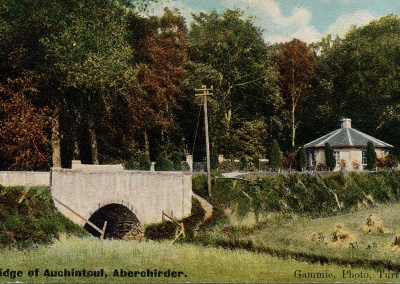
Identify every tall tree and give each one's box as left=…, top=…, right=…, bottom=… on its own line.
left=0, top=74, right=51, bottom=170
left=188, top=9, right=279, bottom=158
left=306, top=15, right=400, bottom=154
left=0, top=0, right=160, bottom=169
left=277, top=39, right=316, bottom=149
left=135, top=8, right=188, bottom=159
left=41, top=0, right=137, bottom=165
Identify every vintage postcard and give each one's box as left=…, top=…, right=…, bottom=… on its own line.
left=1, top=0, right=400, bottom=283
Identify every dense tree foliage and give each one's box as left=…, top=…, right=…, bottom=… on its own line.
left=188, top=9, right=280, bottom=160
left=0, top=1, right=399, bottom=171
left=303, top=15, right=400, bottom=156
left=278, top=39, right=316, bottom=149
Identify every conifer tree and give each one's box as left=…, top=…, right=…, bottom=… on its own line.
left=299, top=146, right=307, bottom=171
left=324, top=143, right=335, bottom=171
left=269, top=140, right=281, bottom=171
left=366, top=141, right=377, bottom=171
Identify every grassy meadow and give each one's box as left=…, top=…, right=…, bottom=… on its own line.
left=2, top=202, right=400, bottom=283
left=0, top=235, right=396, bottom=283
left=4, top=172, right=400, bottom=283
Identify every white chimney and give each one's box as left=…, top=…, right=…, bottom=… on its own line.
left=341, top=118, right=352, bottom=129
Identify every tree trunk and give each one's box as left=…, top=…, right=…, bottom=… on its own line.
left=51, top=109, right=61, bottom=168
left=88, top=117, right=99, bottom=165
left=291, top=105, right=296, bottom=148
left=144, top=130, right=150, bottom=156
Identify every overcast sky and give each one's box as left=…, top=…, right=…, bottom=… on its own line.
left=149, top=0, right=400, bottom=44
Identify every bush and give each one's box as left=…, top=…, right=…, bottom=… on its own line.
left=124, top=153, right=150, bottom=170
left=366, top=141, right=377, bottom=170
left=155, top=152, right=174, bottom=171
left=0, top=186, right=86, bottom=249
left=137, top=153, right=151, bottom=170
left=298, top=147, right=307, bottom=171
left=124, top=157, right=140, bottom=170
left=218, top=160, right=233, bottom=173
left=324, top=142, right=335, bottom=171
left=198, top=207, right=229, bottom=233
left=239, top=156, right=248, bottom=171
left=144, top=198, right=206, bottom=241
left=192, top=174, right=207, bottom=198
left=171, top=152, right=184, bottom=171
left=182, top=198, right=206, bottom=239
left=269, top=140, right=281, bottom=171
left=144, top=221, right=176, bottom=241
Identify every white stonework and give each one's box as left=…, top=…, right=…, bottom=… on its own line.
left=51, top=168, right=192, bottom=226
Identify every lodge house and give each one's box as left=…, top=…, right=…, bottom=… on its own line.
left=304, top=118, right=393, bottom=171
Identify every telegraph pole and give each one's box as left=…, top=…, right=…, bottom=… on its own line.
left=195, top=85, right=213, bottom=199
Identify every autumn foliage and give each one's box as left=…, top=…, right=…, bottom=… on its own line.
left=0, top=76, right=51, bottom=170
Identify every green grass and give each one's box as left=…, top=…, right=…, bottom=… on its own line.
left=0, top=235, right=396, bottom=283
left=203, top=202, right=400, bottom=272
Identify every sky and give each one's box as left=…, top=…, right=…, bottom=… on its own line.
left=149, top=0, right=400, bottom=44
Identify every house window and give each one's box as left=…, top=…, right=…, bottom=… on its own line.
left=362, top=151, right=367, bottom=165
left=308, top=150, right=316, bottom=167
left=334, top=151, right=340, bottom=165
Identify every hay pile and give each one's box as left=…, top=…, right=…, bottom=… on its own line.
left=391, top=234, right=400, bottom=252
left=311, top=224, right=357, bottom=249
left=361, top=214, right=389, bottom=234
left=328, top=224, right=357, bottom=248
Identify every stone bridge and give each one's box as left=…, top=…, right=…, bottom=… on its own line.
left=51, top=167, right=192, bottom=238
left=0, top=166, right=192, bottom=239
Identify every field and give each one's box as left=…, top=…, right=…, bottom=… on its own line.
left=194, top=202, right=400, bottom=272
left=3, top=203, right=400, bottom=283
left=0, top=235, right=394, bottom=283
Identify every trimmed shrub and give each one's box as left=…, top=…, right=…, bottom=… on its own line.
left=366, top=141, right=377, bottom=171
left=324, top=142, right=335, bottom=171
left=269, top=140, right=281, bottom=171
left=239, top=156, right=248, bottom=171
left=124, top=153, right=150, bottom=170
left=124, top=157, right=140, bottom=170
left=218, top=160, right=233, bottom=173
left=137, top=153, right=151, bottom=170
left=155, top=152, right=174, bottom=171
left=298, top=146, right=307, bottom=171
left=171, top=152, right=184, bottom=171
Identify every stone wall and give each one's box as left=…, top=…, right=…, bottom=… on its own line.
left=0, top=171, right=50, bottom=186
left=51, top=168, right=192, bottom=226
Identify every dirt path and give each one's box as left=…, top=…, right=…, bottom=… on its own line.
left=193, top=193, right=213, bottom=220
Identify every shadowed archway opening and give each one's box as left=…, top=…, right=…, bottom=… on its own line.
left=84, top=203, right=142, bottom=240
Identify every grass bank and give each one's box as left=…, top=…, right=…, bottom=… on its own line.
left=0, top=235, right=395, bottom=283
left=0, top=185, right=86, bottom=249
left=193, top=202, right=400, bottom=272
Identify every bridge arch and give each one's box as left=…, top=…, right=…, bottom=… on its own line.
left=51, top=168, right=192, bottom=231
left=84, top=202, right=142, bottom=240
